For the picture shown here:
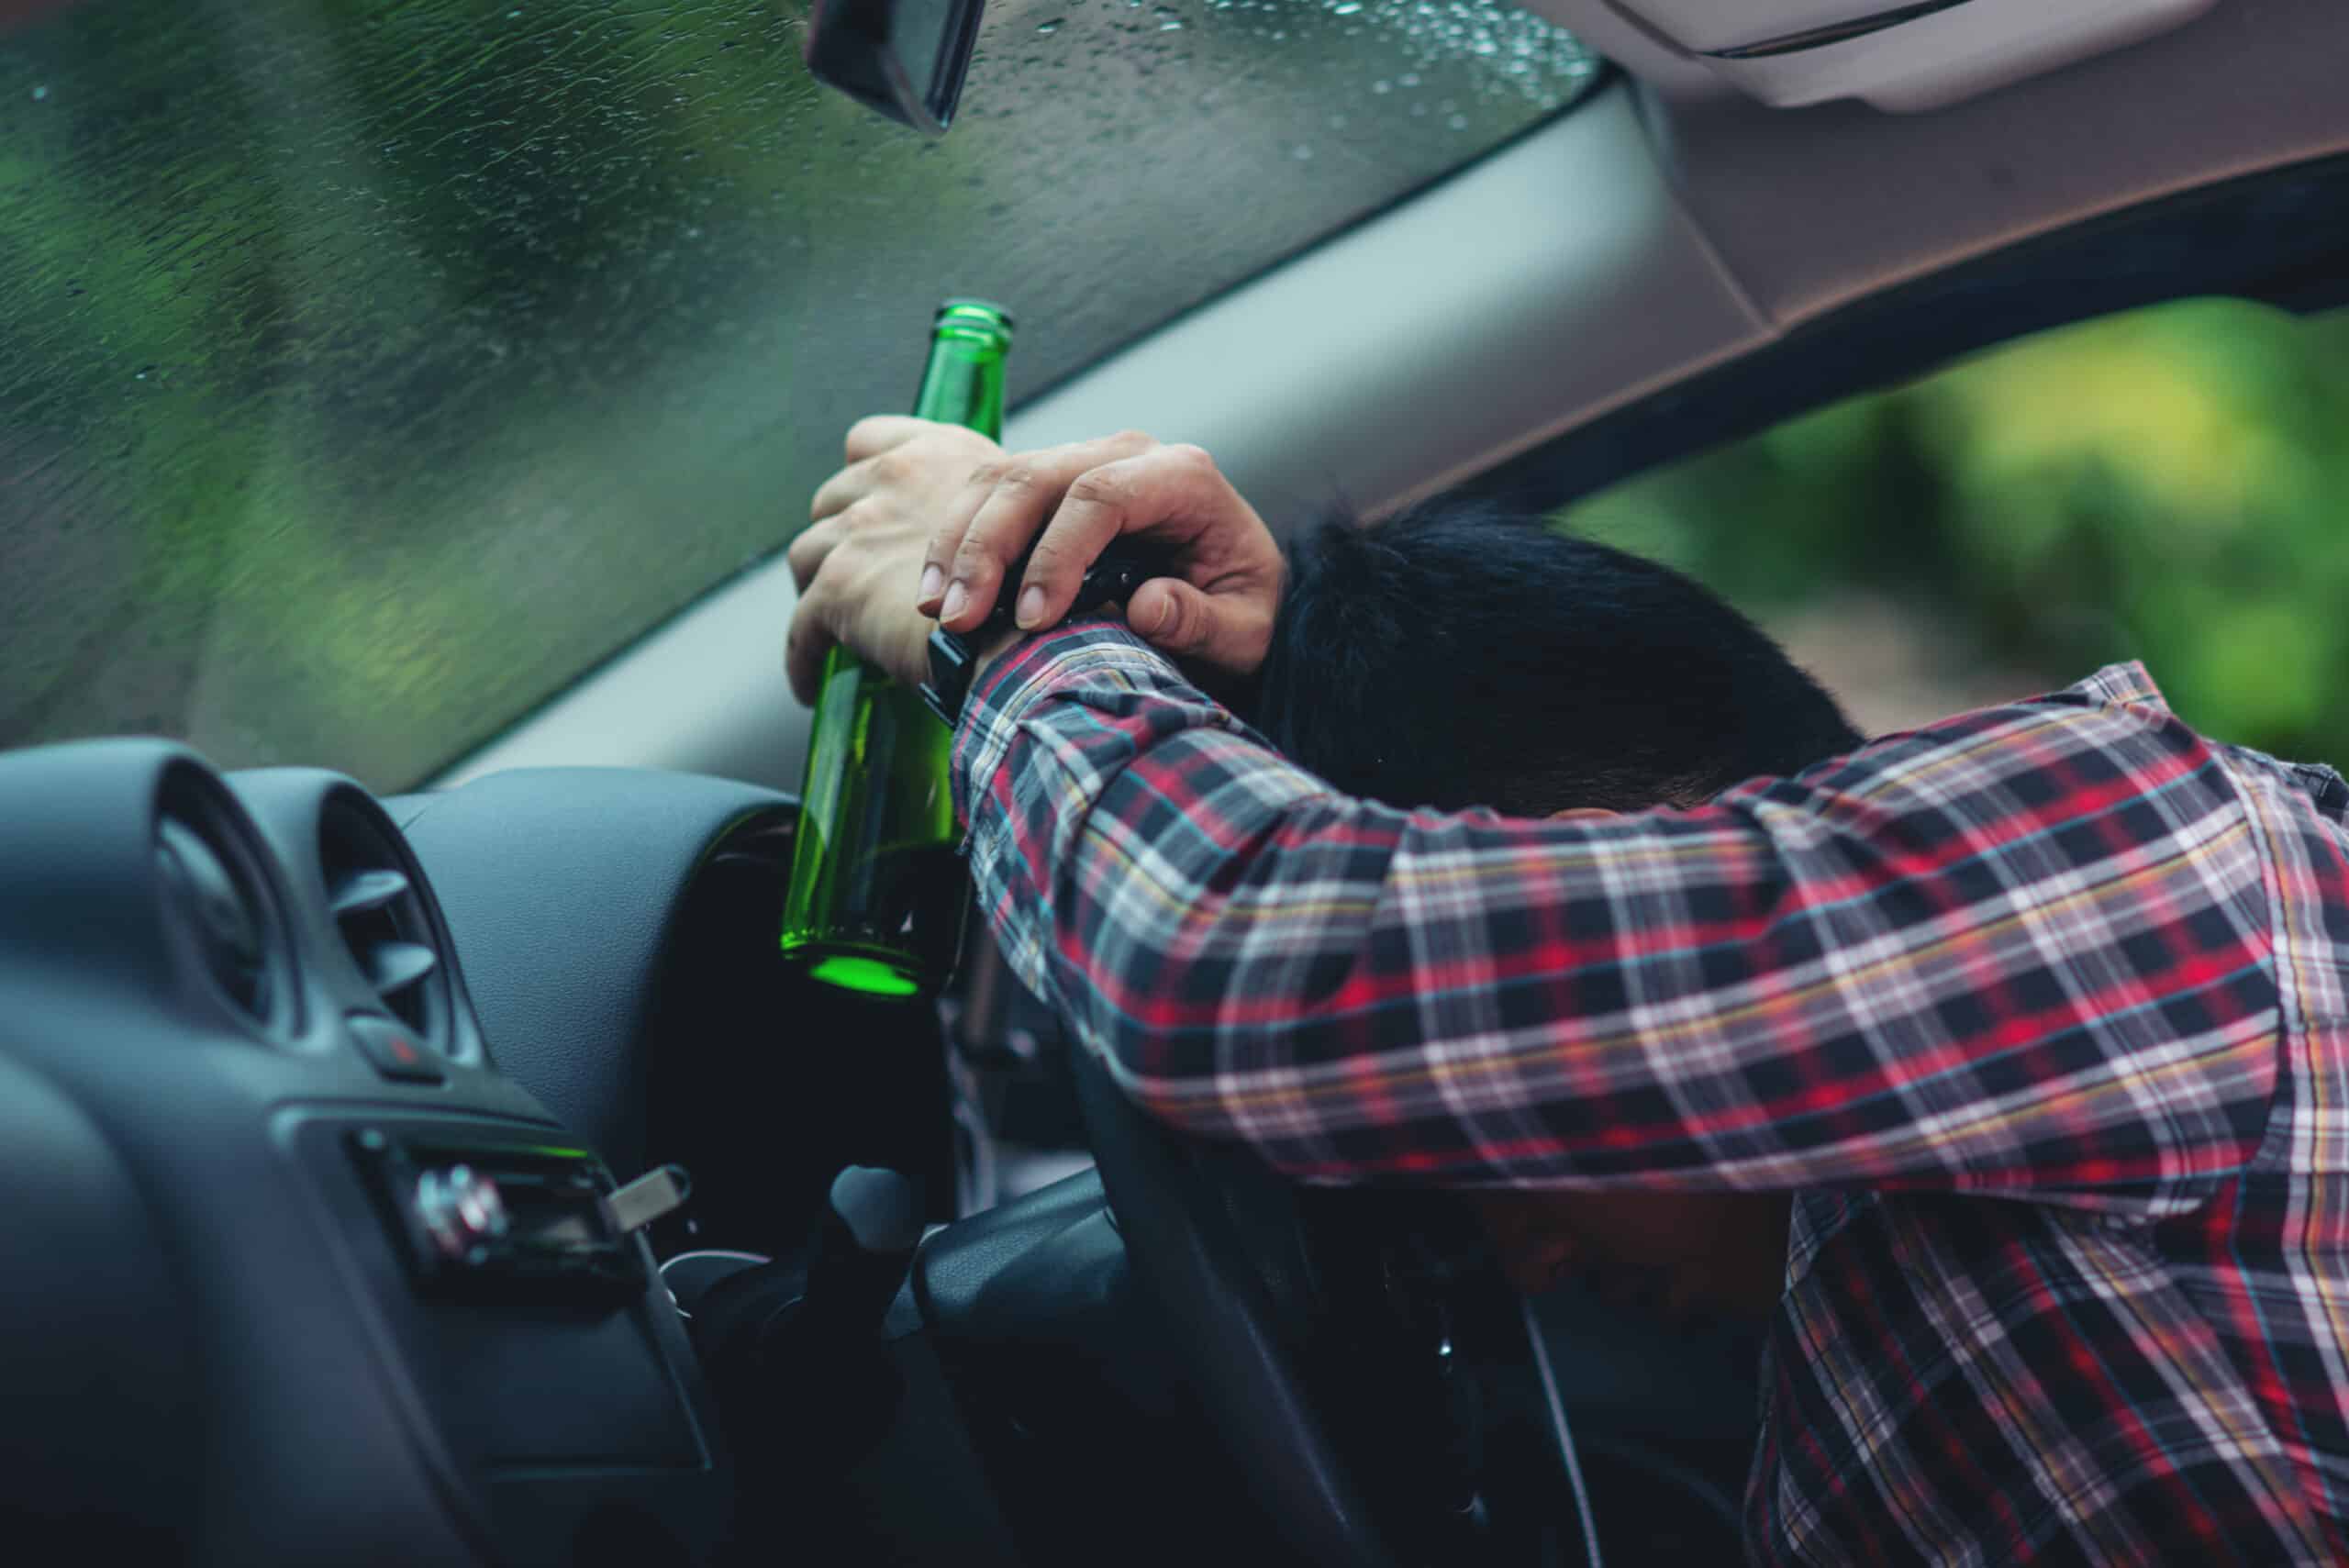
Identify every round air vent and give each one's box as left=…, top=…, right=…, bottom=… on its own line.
left=319, top=795, right=451, bottom=1051
left=155, top=767, right=297, bottom=1036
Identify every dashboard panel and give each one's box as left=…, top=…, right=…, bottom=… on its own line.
left=379, top=765, right=800, bottom=1186
left=0, top=740, right=774, bottom=1564
left=0, top=735, right=1773, bottom=1567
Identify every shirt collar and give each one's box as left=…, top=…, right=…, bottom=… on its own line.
left=2068, top=661, right=2169, bottom=712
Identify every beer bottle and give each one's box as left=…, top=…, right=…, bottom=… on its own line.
left=779, top=300, right=1012, bottom=997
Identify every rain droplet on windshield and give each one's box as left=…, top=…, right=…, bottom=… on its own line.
left=0, top=0, right=1607, bottom=787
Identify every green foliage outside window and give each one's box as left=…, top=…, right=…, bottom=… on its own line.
left=1564, top=299, right=2349, bottom=766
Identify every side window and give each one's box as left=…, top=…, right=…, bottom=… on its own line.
left=1559, top=298, right=2349, bottom=763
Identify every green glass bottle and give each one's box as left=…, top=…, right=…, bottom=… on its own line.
left=779, top=299, right=1012, bottom=998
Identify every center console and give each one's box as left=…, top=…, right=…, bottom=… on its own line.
left=284, top=1110, right=729, bottom=1567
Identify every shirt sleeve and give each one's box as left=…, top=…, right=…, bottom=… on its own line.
left=952, top=623, right=2283, bottom=1215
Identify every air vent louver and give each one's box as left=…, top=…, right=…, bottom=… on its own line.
left=155, top=768, right=296, bottom=1036
left=320, top=798, right=449, bottom=1049
left=158, top=818, right=273, bottom=1019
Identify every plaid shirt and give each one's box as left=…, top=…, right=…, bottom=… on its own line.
left=952, top=621, right=2349, bottom=1566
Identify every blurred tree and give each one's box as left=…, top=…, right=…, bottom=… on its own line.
left=1563, top=298, right=2349, bottom=766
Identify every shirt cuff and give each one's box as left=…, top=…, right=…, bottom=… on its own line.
left=949, top=617, right=1179, bottom=828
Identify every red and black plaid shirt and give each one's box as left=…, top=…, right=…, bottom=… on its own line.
left=952, top=621, right=2349, bottom=1565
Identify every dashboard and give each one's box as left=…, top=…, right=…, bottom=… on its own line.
left=0, top=737, right=1769, bottom=1567
left=0, top=739, right=811, bottom=1565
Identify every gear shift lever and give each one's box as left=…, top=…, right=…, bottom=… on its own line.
left=668, top=1166, right=922, bottom=1337
left=804, top=1165, right=924, bottom=1335
left=679, top=1166, right=924, bottom=1495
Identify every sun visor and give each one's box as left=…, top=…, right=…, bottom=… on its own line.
left=1592, top=0, right=2221, bottom=111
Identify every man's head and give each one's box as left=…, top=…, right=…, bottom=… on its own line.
left=1252, top=499, right=1863, bottom=817
left=1251, top=499, right=1861, bottom=1317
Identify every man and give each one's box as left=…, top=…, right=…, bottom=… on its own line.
left=1251, top=497, right=1857, bottom=1322
left=788, top=420, right=2349, bottom=1564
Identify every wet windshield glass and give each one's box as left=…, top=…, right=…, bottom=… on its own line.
left=0, top=0, right=1599, bottom=786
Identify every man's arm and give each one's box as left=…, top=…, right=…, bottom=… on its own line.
left=956, top=624, right=2282, bottom=1217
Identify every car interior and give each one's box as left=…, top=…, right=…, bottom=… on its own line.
left=6, top=0, right=2349, bottom=1563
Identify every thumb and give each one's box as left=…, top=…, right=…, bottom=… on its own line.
left=1129, top=577, right=1267, bottom=681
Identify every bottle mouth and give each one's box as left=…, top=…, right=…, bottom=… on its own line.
left=934, top=297, right=1015, bottom=347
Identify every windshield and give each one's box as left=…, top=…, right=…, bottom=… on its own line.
left=0, top=0, right=1600, bottom=788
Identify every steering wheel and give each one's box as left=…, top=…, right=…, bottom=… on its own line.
left=1070, top=1050, right=1507, bottom=1568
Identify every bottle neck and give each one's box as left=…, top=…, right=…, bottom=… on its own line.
left=911, top=335, right=1008, bottom=439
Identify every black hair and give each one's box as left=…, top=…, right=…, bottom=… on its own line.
left=1250, top=500, right=1865, bottom=817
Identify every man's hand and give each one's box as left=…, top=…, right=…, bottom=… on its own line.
left=785, top=419, right=1003, bottom=704
left=790, top=417, right=1284, bottom=703
left=1470, top=1189, right=1791, bottom=1323
left=903, top=423, right=1285, bottom=689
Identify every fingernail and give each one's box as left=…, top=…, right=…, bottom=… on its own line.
left=1149, top=594, right=1175, bottom=635
left=941, top=583, right=968, bottom=623
left=918, top=564, right=943, bottom=604
left=1016, top=585, right=1046, bottom=628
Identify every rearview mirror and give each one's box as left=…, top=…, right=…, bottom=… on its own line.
left=803, top=0, right=987, bottom=136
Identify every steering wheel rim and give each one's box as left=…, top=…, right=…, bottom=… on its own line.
left=1070, top=1050, right=1408, bottom=1568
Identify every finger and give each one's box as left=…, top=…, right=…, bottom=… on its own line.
left=1125, top=578, right=1176, bottom=641
left=942, top=431, right=1157, bottom=633
left=843, top=414, right=934, bottom=463
left=784, top=584, right=838, bottom=706
left=1124, top=577, right=1271, bottom=677
left=809, top=458, right=881, bottom=524
left=1011, top=443, right=1221, bottom=631
left=1125, top=578, right=1190, bottom=644
left=785, top=516, right=846, bottom=593
left=916, top=470, right=1004, bottom=617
